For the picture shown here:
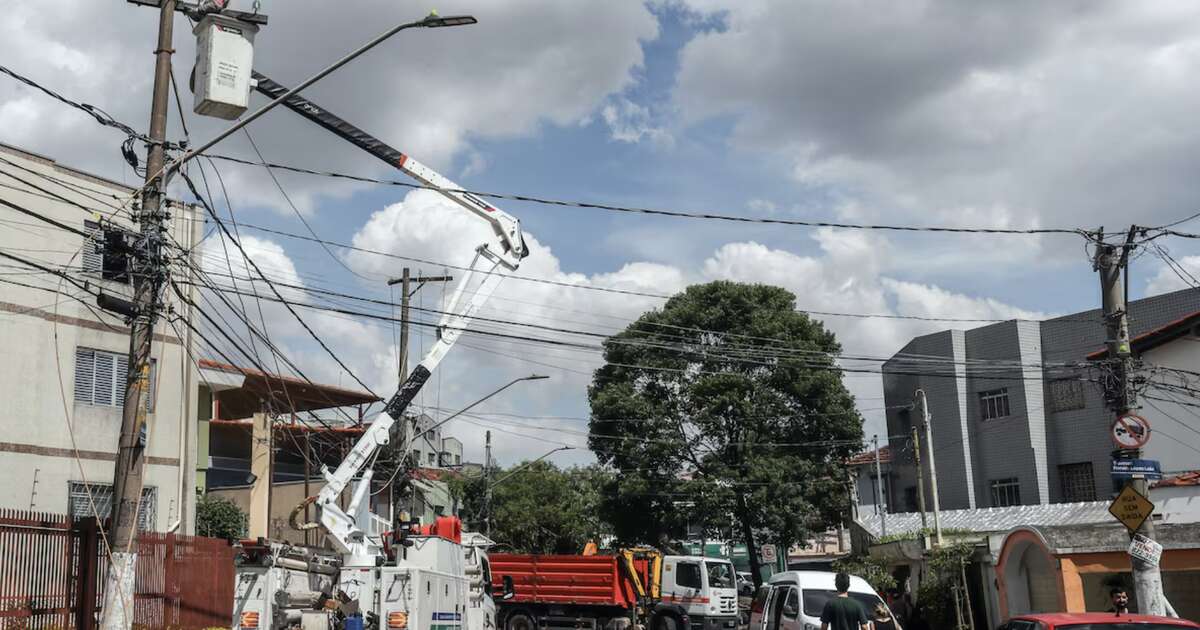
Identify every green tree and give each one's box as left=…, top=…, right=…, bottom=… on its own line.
left=196, top=492, right=247, bottom=541
left=588, top=281, right=863, bottom=583
left=450, top=462, right=612, bottom=553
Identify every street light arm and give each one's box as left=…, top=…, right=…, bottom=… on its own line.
left=489, top=446, right=573, bottom=489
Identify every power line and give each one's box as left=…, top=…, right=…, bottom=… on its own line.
left=201, top=153, right=1088, bottom=236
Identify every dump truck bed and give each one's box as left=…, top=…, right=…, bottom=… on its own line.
left=489, top=553, right=651, bottom=609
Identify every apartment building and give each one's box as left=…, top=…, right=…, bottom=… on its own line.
left=882, top=287, right=1200, bottom=511
left=0, top=143, right=202, bottom=531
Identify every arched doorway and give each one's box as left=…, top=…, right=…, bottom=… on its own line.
left=997, top=529, right=1063, bottom=617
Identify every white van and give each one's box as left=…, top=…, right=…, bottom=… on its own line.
left=748, top=571, right=897, bottom=630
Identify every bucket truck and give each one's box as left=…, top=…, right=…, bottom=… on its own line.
left=231, top=72, right=526, bottom=630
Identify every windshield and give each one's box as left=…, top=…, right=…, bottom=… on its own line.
left=706, top=561, right=735, bottom=589
left=1060, top=626, right=1192, bottom=630
left=801, top=589, right=882, bottom=618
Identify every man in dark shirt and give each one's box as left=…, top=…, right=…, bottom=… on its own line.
left=1109, top=587, right=1131, bottom=615
left=820, top=573, right=869, bottom=630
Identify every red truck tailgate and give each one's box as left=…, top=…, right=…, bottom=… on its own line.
left=490, top=554, right=647, bottom=608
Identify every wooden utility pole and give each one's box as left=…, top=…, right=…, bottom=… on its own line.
left=1095, top=227, right=1170, bottom=616
left=385, top=269, right=452, bottom=521
left=387, top=268, right=453, bottom=382
left=101, top=3, right=176, bottom=628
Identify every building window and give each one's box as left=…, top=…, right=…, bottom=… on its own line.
left=979, top=388, right=1011, bottom=420
left=82, top=221, right=131, bottom=284
left=454, top=454, right=461, bottom=465
left=74, top=348, right=155, bottom=412
left=990, top=478, right=1021, bottom=507
left=1048, top=378, right=1085, bottom=412
left=904, top=486, right=918, bottom=512
left=427, top=452, right=436, bottom=466
left=68, top=482, right=156, bottom=530
left=1059, top=462, right=1096, bottom=502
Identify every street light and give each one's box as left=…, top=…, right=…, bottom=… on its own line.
left=169, top=11, right=477, bottom=174
left=484, top=445, right=572, bottom=537
left=416, top=374, right=548, bottom=439
left=488, top=446, right=573, bottom=489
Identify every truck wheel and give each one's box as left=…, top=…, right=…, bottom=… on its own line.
left=507, top=613, right=535, bottom=630
left=656, top=616, right=679, bottom=630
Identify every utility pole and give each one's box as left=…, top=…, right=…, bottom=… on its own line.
left=911, top=425, right=928, bottom=533
left=916, top=389, right=944, bottom=546
left=1095, top=226, right=1170, bottom=616
left=101, top=3, right=176, bottom=628
left=484, top=430, right=492, bottom=537
left=873, top=435, right=887, bottom=538
left=387, top=268, right=453, bottom=382
left=385, top=269, right=452, bottom=521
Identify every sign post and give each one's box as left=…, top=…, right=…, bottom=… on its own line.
left=1108, top=485, right=1155, bottom=534
left=1129, top=534, right=1163, bottom=567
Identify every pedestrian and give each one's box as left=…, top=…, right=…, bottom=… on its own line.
left=871, top=603, right=897, bottom=630
left=820, top=572, right=870, bottom=630
left=887, top=589, right=913, bottom=628
left=1108, top=587, right=1131, bottom=615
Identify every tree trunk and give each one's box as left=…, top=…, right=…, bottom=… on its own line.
left=736, top=491, right=762, bottom=587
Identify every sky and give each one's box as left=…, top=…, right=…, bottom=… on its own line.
left=5, top=1, right=1200, bottom=467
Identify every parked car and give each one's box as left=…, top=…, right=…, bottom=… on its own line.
left=748, top=571, right=897, bottom=630
left=1000, top=613, right=1200, bottom=629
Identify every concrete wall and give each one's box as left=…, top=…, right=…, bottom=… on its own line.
left=1139, top=336, right=1200, bottom=474
left=0, top=144, right=202, bottom=532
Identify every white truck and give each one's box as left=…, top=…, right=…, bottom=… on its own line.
left=230, top=68, right=528, bottom=630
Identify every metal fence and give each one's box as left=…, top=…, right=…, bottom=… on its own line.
left=0, top=508, right=234, bottom=629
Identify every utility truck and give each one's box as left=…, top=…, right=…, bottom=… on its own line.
left=489, top=551, right=739, bottom=630
left=230, top=65, right=527, bottom=630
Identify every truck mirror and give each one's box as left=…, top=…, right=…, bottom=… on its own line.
left=502, top=576, right=516, bottom=601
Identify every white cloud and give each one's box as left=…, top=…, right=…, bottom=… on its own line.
left=672, top=1, right=1200, bottom=256
left=1, top=0, right=659, bottom=214
left=1146, top=255, right=1200, bottom=296
left=601, top=97, right=672, bottom=146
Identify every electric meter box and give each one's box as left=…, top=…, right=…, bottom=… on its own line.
left=192, top=13, right=258, bottom=120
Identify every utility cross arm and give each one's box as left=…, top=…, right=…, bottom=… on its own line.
left=253, top=70, right=527, bottom=561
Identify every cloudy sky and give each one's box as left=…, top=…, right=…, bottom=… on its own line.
left=5, top=1, right=1200, bottom=466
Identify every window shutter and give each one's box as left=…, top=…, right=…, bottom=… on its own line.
left=81, top=221, right=103, bottom=274
left=74, top=348, right=94, bottom=404
left=93, top=353, right=115, bottom=407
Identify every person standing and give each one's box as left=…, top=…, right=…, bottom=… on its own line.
left=820, top=573, right=870, bottom=630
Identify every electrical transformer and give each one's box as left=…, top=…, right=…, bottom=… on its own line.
left=192, top=13, right=258, bottom=120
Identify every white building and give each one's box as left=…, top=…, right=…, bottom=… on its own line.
left=408, top=412, right=465, bottom=469
left=0, top=143, right=202, bottom=532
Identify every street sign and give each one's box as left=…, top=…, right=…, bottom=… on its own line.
left=1111, top=459, right=1163, bottom=480
left=1111, top=414, right=1151, bottom=449
left=760, top=544, right=777, bottom=564
left=1108, top=484, right=1155, bottom=533
left=1129, top=534, right=1163, bottom=567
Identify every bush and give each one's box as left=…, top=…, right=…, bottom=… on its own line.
left=196, top=493, right=247, bottom=541
left=832, top=555, right=896, bottom=594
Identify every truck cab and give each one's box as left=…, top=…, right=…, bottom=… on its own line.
left=660, top=556, right=739, bottom=630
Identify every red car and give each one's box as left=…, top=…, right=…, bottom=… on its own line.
left=1000, top=613, right=1200, bottom=629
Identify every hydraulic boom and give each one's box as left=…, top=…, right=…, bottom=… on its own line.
left=255, top=71, right=527, bottom=563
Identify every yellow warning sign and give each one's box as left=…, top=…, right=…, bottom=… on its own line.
left=1108, top=484, right=1154, bottom=533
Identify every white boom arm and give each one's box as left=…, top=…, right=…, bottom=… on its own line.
left=258, top=72, right=527, bottom=562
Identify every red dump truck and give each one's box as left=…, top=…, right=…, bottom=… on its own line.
left=490, top=551, right=739, bottom=630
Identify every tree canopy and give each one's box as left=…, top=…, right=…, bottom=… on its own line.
left=451, top=461, right=611, bottom=554
left=587, top=281, right=863, bottom=580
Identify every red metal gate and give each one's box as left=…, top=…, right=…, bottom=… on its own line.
left=0, top=509, right=234, bottom=629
